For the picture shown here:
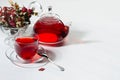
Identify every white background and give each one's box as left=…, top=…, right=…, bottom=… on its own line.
left=0, top=0, right=120, bottom=80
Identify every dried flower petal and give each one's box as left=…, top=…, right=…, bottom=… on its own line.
left=22, top=7, right=27, bottom=12
left=9, top=20, right=16, bottom=27
left=0, top=1, right=38, bottom=28
left=38, top=68, right=45, bottom=71
left=8, top=0, right=15, bottom=6
left=28, top=9, right=33, bottom=14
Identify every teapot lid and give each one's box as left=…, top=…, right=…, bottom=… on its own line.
left=48, top=6, right=52, bottom=12
left=40, top=6, right=60, bottom=19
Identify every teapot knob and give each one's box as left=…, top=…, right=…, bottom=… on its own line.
left=48, top=6, right=52, bottom=12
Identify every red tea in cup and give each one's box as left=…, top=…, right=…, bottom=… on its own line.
left=14, top=37, right=39, bottom=60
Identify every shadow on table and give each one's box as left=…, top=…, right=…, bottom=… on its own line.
left=42, top=30, right=101, bottom=47
left=64, top=30, right=101, bottom=46
left=41, top=30, right=102, bottom=63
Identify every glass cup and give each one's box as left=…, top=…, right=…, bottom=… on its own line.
left=14, top=36, right=39, bottom=61
left=5, top=33, right=48, bottom=68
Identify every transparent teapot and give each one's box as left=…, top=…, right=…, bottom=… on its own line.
left=33, top=6, right=70, bottom=46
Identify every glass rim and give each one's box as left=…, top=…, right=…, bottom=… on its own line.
left=15, top=36, right=39, bottom=45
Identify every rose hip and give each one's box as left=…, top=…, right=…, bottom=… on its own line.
left=22, top=7, right=27, bottom=12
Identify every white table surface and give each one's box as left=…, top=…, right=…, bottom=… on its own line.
left=0, top=0, right=120, bottom=80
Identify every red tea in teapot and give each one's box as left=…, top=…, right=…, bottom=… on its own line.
left=33, top=16, right=69, bottom=44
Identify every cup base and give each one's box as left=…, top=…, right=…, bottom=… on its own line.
left=5, top=47, right=48, bottom=68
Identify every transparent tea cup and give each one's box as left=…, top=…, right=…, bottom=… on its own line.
left=5, top=31, right=48, bottom=68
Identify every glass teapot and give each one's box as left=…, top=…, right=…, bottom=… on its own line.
left=33, top=6, right=70, bottom=45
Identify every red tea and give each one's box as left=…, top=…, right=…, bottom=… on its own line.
left=33, top=16, right=69, bottom=43
left=15, top=37, right=38, bottom=60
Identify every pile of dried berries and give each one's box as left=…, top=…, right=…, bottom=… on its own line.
left=0, top=0, right=38, bottom=28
